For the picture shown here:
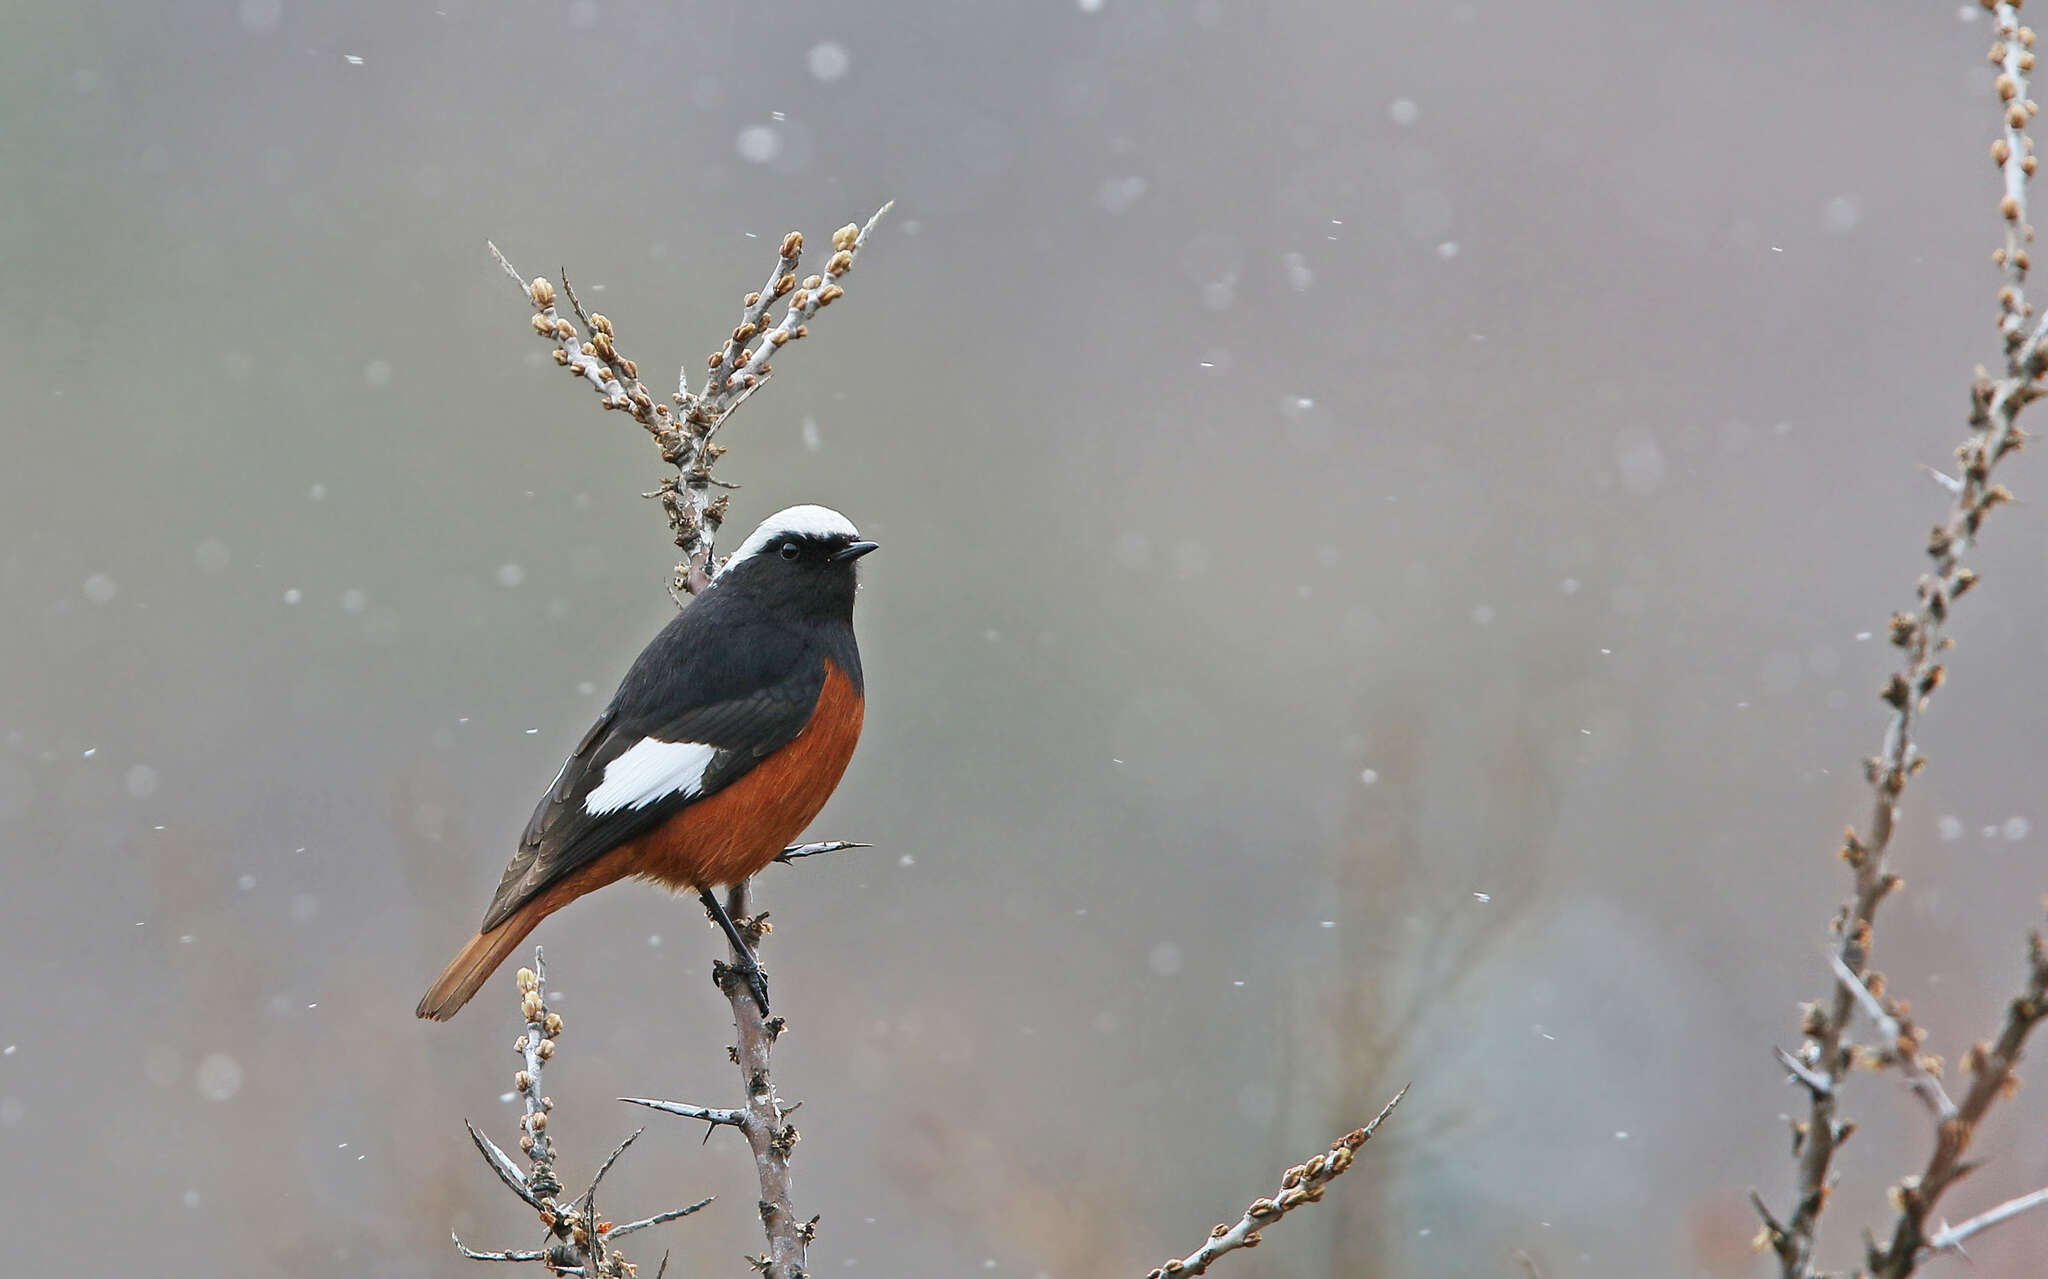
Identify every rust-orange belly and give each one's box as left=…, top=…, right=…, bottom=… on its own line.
left=611, top=658, right=864, bottom=891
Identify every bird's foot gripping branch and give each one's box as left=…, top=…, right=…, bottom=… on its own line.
left=462, top=889, right=1409, bottom=1279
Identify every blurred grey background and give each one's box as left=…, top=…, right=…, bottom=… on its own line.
left=3, top=1, right=2046, bottom=1275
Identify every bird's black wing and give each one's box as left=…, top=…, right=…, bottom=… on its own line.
left=479, top=611, right=823, bottom=931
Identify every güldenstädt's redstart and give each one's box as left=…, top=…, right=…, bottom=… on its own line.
left=417, top=505, right=874, bottom=1020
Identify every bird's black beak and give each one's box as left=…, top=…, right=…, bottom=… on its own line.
left=831, top=540, right=879, bottom=562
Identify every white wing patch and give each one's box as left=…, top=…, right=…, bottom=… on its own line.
left=584, top=738, right=720, bottom=816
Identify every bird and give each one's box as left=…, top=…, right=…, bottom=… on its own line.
left=416, top=504, right=875, bottom=1021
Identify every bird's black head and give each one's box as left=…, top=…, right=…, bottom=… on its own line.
left=714, top=505, right=876, bottom=621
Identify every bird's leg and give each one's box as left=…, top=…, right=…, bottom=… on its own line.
left=700, top=887, right=770, bottom=1016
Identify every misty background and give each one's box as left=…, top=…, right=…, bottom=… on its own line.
left=4, top=1, right=2046, bottom=1275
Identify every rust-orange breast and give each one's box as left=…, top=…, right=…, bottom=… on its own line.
left=617, top=658, right=864, bottom=890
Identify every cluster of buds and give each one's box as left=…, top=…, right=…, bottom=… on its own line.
left=511, top=267, right=661, bottom=424
left=704, top=217, right=879, bottom=397
left=1991, top=9, right=2045, bottom=357
left=489, top=203, right=889, bottom=601
left=513, top=965, right=562, bottom=1165
left=1143, top=1112, right=1393, bottom=1279
left=1990, top=18, right=2041, bottom=206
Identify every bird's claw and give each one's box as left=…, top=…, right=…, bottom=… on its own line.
left=743, top=964, right=771, bottom=1017
left=711, top=954, right=773, bottom=1016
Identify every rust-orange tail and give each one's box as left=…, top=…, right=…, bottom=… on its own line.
left=417, top=857, right=632, bottom=1020
left=416, top=913, right=546, bottom=1021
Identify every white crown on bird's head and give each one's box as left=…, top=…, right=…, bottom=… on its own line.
left=719, top=505, right=861, bottom=574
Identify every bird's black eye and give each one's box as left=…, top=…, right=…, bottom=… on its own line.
left=779, top=541, right=802, bottom=561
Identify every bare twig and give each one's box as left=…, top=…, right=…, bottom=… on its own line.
left=1758, top=10, right=2047, bottom=1275
left=454, top=952, right=715, bottom=1276
left=453, top=1237, right=547, bottom=1264
left=1827, top=951, right=1958, bottom=1120
left=474, top=195, right=1387, bottom=1279
left=466, top=1120, right=545, bottom=1211
left=608, top=1198, right=716, bottom=1242
left=490, top=201, right=891, bottom=596
left=479, top=204, right=894, bottom=1276
left=618, top=1097, right=748, bottom=1130
left=711, top=881, right=814, bottom=1279
left=1142, top=1086, right=1406, bottom=1278
left=1867, top=930, right=2048, bottom=1276
left=1772, top=1044, right=1835, bottom=1100
left=1928, top=1182, right=2048, bottom=1253
left=774, top=840, right=869, bottom=864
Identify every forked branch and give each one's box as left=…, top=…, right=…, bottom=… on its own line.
left=455, top=952, right=713, bottom=1276
left=1757, top=7, right=2048, bottom=1275
left=488, top=201, right=891, bottom=595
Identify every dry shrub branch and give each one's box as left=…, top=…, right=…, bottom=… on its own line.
left=1754, top=6, right=2048, bottom=1275
left=447, top=213, right=1403, bottom=1278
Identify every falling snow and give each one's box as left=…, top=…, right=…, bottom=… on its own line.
left=807, top=42, right=850, bottom=82
left=1147, top=942, right=1183, bottom=976
left=194, top=539, right=230, bottom=573
left=195, top=1053, right=243, bottom=1102
left=1098, top=176, right=1148, bottom=215
left=736, top=125, right=782, bottom=165
left=1822, top=194, right=1862, bottom=234
left=237, top=0, right=280, bottom=31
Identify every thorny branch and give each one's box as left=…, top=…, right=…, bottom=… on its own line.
left=481, top=209, right=893, bottom=1278
left=1866, top=932, right=2048, bottom=1275
left=455, top=952, right=712, bottom=1276
left=1756, top=6, right=2048, bottom=1276
left=774, top=840, right=868, bottom=865
left=1927, top=1182, right=2048, bottom=1254
left=488, top=201, right=891, bottom=597
left=1142, top=1088, right=1407, bottom=1279
left=636, top=882, right=815, bottom=1279
left=474, top=204, right=1396, bottom=1279
left=1827, top=952, right=1957, bottom=1122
